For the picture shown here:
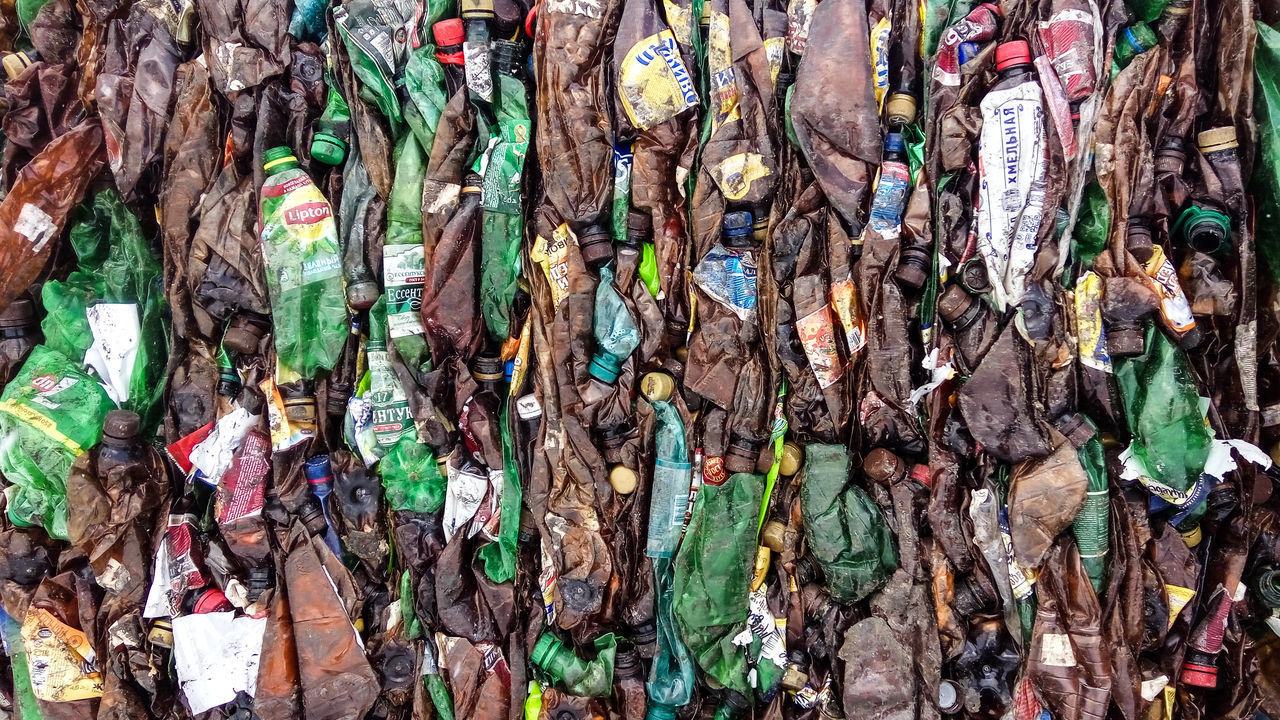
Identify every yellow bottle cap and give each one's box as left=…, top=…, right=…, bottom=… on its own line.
left=2, top=52, right=31, bottom=81
left=886, top=92, right=917, bottom=126
left=609, top=465, right=638, bottom=494
left=640, top=371, right=675, bottom=402
left=1197, top=126, right=1238, bottom=153
left=778, top=442, right=804, bottom=477
left=1180, top=524, right=1202, bottom=548
left=762, top=520, right=787, bottom=553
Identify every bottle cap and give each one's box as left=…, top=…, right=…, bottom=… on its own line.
left=1256, top=568, right=1280, bottom=608
left=1106, top=326, right=1146, bottom=358
left=263, top=146, right=297, bottom=172
left=102, top=410, right=142, bottom=445
left=434, top=18, right=465, bottom=46
left=609, top=465, right=638, bottom=494
left=722, top=211, right=754, bottom=246
left=462, top=172, right=484, bottom=194
left=937, top=284, right=981, bottom=329
left=957, top=41, right=980, bottom=68
left=1053, top=412, right=1097, bottom=448
left=863, top=447, right=906, bottom=485
left=577, top=225, right=614, bottom=267
left=1123, top=22, right=1157, bottom=56
left=588, top=353, right=623, bottom=383
left=531, top=634, right=563, bottom=669
left=461, top=0, right=496, bottom=21
left=472, top=354, right=505, bottom=382
left=304, top=455, right=334, bottom=485
left=762, top=520, right=787, bottom=552
left=647, top=705, right=679, bottom=720
left=148, top=619, right=174, bottom=649
left=223, top=314, right=269, bottom=354
left=725, top=438, right=761, bottom=474
left=0, top=296, right=36, bottom=328
left=938, top=679, right=964, bottom=714
left=1180, top=651, right=1218, bottom=688
left=778, top=442, right=804, bottom=476
left=1125, top=218, right=1155, bottom=263
left=894, top=245, right=931, bottom=291
left=192, top=587, right=234, bottom=614
left=995, top=40, right=1032, bottom=72
left=625, top=210, right=653, bottom=246
left=959, top=257, right=993, bottom=294
left=640, top=371, right=675, bottom=402
left=1197, top=126, right=1238, bottom=153
left=2, top=52, right=31, bottom=80
left=1178, top=323, right=1204, bottom=351
left=310, top=132, right=347, bottom=166
left=884, top=132, right=906, bottom=154
left=1180, top=523, right=1202, bottom=547
left=345, top=279, right=380, bottom=310
left=780, top=665, right=809, bottom=692
left=909, top=463, right=932, bottom=486
left=614, top=646, right=640, bottom=670
left=886, top=92, right=917, bottom=126
left=631, top=620, right=657, bottom=645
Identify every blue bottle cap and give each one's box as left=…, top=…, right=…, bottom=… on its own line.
left=304, top=455, right=334, bottom=485
left=884, top=132, right=905, bottom=154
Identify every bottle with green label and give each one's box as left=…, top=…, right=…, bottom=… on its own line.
left=259, top=147, right=348, bottom=382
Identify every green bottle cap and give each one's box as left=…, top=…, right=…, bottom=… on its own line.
left=588, top=353, right=622, bottom=383
left=310, top=133, right=347, bottom=166
left=647, top=705, right=679, bottom=720
left=1125, top=22, right=1157, bottom=54
left=263, top=146, right=298, bottom=172
left=531, top=634, right=562, bottom=670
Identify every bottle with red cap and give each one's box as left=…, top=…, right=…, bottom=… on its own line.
left=974, top=39, right=1049, bottom=311
left=435, top=19, right=467, bottom=97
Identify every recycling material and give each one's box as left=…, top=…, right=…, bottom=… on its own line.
left=1, top=0, right=1280, bottom=717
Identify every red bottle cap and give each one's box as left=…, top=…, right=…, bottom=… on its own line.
left=1180, top=661, right=1217, bottom=688
left=995, top=40, right=1032, bottom=71
left=193, top=588, right=234, bottom=614
left=433, top=18, right=465, bottom=47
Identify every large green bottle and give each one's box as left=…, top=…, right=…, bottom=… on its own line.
left=258, top=147, right=348, bottom=382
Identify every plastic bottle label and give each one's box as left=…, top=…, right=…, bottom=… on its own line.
left=831, top=278, right=867, bottom=354
left=976, top=78, right=1049, bottom=309
left=1143, top=246, right=1196, bottom=333
left=870, top=17, right=891, bottom=108
left=384, top=244, right=427, bottom=339
left=1073, top=271, right=1112, bottom=372
left=647, top=458, right=692, bottom=558
left=869, top=160, right=910, bottom=234
left=691, top=244, right=758, bottom=322
left=367, top=348, right=415, bottom=447
left=796, top=303, right=845, bottom=388
left=619, top=29, right=699, bottom=130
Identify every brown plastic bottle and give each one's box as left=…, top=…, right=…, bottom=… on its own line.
left=0, top=295, right=41, bottom=384
left=612, top=645, right=648, bottom=720
left=422, top=171, right=486, bottom=364
left=66, top=409, right=168, bottom=599
left=0, top=121, right=106, bottom=308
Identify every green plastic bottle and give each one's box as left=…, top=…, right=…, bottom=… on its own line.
left=258, top=147, right=348, bottom=382
left=311, top=86, right=351, bottom=166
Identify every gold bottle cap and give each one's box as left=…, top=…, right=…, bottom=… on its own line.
left=778, top=442, right=804, bottom=477
left=762, top=520, right=787, bottom=552
left=885, top=92, right=917, bottom=126
left=1197, top=126, right=1238, bottom=153
left=640, top=371, right=675, bottom=402
left=2, top=52, right=31, bottom=81
left=148, top=620, right=174, bottom=649
left=780, top=666, right=809, bottom=692
left=609, top=465, right=638, bottom=494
